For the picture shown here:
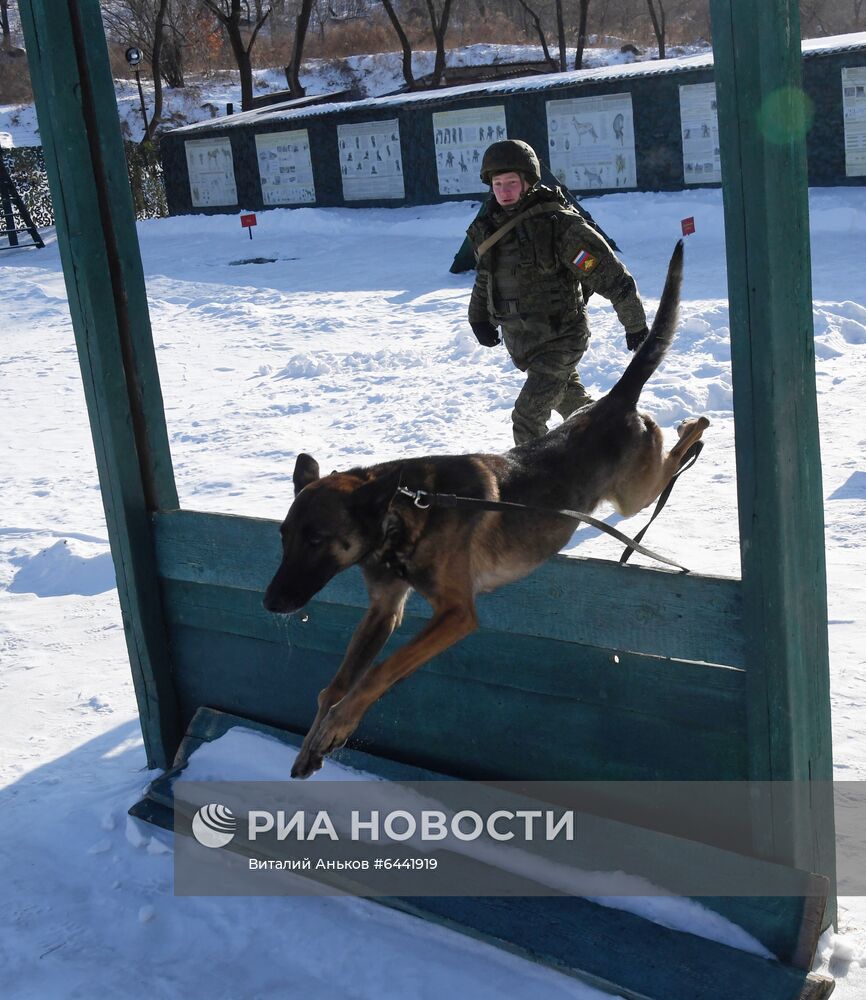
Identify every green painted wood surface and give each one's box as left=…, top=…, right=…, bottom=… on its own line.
left=132, top=708, right=821, bottom=993
left=20, top=0, right=180, bottom=767
left=160, top=578, right=747, bottom=726
left=153, top=508, right=745, bottom=666
left=166, top=621, right=748, bottom=783
left=708, top=0, right=836, bottom=911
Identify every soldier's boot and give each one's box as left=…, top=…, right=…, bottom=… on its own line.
left=555, top=371, right=593, bottom=419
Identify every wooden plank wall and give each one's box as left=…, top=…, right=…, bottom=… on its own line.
left=153, top=509, right=749, bottom=788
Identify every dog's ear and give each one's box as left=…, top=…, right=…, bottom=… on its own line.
left=293, top=453, right=320, bottom=496
left=349, top=467, right=402, bottom=524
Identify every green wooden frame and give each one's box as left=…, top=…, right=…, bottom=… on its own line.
left=21, top=0, right=836, bottom=991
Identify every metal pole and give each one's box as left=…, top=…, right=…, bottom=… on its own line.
left=134, top=68, right=148, bottom=139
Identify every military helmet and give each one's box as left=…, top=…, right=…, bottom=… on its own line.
left=479, top=139, right=541, bottom=185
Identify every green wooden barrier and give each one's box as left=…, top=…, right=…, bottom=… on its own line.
left=19, top=0, right=180, bottom=768
left=20, top=0, right=836, bottom=995
left=709, top=0, right=836, bottom=908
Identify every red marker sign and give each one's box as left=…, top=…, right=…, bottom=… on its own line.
left=240, top=213, right=257, bottom=239
left=681, top=216, right=696, bottom=236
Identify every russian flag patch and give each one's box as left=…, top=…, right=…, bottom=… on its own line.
left=573, top=249, right=598, bottom=272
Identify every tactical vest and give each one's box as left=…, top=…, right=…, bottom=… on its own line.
left=468, top=193, right=584, bottom=322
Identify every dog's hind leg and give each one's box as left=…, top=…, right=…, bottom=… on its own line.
left=661, top=415, right=710, bottom=483
left=292, top=591, right=477, bottom=778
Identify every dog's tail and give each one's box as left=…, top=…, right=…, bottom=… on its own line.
left=608, top=240, right=684, bottom=407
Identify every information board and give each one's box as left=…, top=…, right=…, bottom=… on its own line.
left=255, top=129, right=316, bottom=205
left=184, top=137, right=238, bottom=208
left=678, top=83, right=721, bottom=184
left=546, top=93, right=636, bottom=191
left=338, top=120, right=404, bottom=201
left=432, top=106, right=507, bottom=195
left=843, top=66, right=866, bottom=177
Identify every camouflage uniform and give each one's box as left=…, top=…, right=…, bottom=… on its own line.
left=467, top=184, right=648, bottom=445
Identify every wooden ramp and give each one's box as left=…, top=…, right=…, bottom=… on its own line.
left=131, top=707, right=834, bottom=1000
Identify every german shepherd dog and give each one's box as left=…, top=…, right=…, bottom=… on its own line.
left=264, top=242, right=708, bottom=778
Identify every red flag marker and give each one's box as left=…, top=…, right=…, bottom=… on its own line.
left=240, top=213, right=257, bottom=239
left=681, top=216, right=696, bottom=236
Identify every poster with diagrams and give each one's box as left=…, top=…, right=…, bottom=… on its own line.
left=185, top=137, right=237, bottom=207
left=337, top=119, right=404, bottom=200
left=255, top=129, right=316, bottom=205
left=546, top=93, right=636, bottom=191
left=842, top=66, right=866, bottom=177
left=679, top=83, right=721, bottom=184
left=432, top=106, right=507, bottom=195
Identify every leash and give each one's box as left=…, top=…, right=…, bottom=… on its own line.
left=619, top=440, right=704, bottom=566
left=395, top=441, right=704, bottom=574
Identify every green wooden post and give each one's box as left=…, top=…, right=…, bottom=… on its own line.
left=709, top=0, right=835, bottom=908
left=20, top=0, right=180, bottom=767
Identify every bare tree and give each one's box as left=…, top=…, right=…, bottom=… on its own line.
left=99, top=0, right=179, bottom=137
left=380, top=0, right=452, bottom=90
left=160, top=0, right=199, bottom=87
left=380, top=0, right=416, bottom=89
left=554, top=0, right=566, bottom=70
left=425, top=0, right=454, bottom=88
left=646, top=0, right=666, bottom=59
left=574, top=0, right=591, bottom=69
left=203, top=0, right=271, bottom=110
left=1, top=0, right=11, bottom=51
left=284, top=0, right=314, bottom=96
left=100, top=0, right=194, bottom=89
left=514, top=0, right=556, bottom=70
left=143, top=0, right=169, bottom=141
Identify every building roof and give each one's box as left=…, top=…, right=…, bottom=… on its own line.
left=173, top=32, right=866, bottom=135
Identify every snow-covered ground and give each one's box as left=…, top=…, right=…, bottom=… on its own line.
left=1, top=186, right=865, bottom=996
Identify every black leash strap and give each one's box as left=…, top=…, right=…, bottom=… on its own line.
left=398, top=490, right=686, bottom=574
left=395, top=440, right=704, bottom=574
left=618, top=440, right=704, bottom=566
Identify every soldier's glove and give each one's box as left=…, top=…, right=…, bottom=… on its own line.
left=471, top=321, right=500, bottom=347
left=626, top=326, right=649, bottom=351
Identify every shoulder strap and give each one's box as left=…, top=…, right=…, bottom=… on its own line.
left=475, top=202, right=563, bottom=260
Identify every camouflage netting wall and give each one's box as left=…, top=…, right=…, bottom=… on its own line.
left=2, top=146, right=53, bottom=228
left=159, top=40, right=866, bottom=218
left=1, top=141, right=167, bottom=229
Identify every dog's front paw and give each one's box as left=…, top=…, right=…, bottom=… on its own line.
left=291, top=706, right=356, bottom=779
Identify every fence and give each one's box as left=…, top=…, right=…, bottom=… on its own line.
left=1, top=140, right=167, bottom=227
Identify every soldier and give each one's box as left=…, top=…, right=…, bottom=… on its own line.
left=467, top=139, right=649, bottom=445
